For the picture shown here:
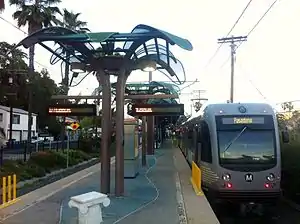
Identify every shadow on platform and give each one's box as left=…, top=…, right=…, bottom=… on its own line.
left=60, top=153, right=161, bottom=224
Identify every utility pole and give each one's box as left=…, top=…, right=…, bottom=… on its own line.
left=218, top=36, right=247, bottom=103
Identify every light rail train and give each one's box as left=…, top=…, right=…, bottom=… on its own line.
left=177, top=103, right=289, bottom=212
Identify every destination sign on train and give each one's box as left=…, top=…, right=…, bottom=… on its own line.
left=131, top=104, right=184, bottom=116
left=222, top=117, right=265, bottom=125
left=48, top=104, right=96, bottom=116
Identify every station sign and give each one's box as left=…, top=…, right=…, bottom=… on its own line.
left=222, top=116, right=265, bottom=125
left=130, top=104, right=184, bottom=116
left=48, top=104, right=96, bottom=116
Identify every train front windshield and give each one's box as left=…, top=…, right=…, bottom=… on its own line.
left=216, top=115, right=276, bottom=164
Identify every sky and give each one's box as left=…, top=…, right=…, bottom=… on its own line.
left=0, top=0, right=299, bottom=114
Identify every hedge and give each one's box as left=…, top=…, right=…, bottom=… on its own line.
left=281, top=141, right=300, bottom=203
left=0, top=149, right=93, bottom=183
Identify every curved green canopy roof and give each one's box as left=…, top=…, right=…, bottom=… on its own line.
left=14, top=24, right=192, bottom=84
left=92, top=81, right=180, bottom=105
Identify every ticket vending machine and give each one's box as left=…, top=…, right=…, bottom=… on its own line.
left=124, top=116, right=141, bottom=178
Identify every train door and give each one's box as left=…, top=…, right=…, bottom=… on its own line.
left=197, top=120, right=214, bottom=190
left=186, top=126, right=194, bottom=163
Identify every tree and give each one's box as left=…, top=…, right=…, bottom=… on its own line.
left=0, top=42, right=28, bottom=105
left=10, top=0, right=61, bottom=144
left=0, top=42, right=28, bottom=69
left=80, top=117, right=95, bottom=129
left=0, top=41, right=61, bottom=137
left=9, top=0, right=62, bottom=72
left=59, top=9, right=89, bottom=33
left=282, top=102, right=294, bottom=112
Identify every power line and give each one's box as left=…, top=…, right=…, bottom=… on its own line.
left=203, top=0, right=253, bottom=69
left=242, top=0, right=278, bottom=45
left=235, top=63, right=280, bottom=112
left=236, top=63, right=269, bottom=102
left=0, top=15, right=52, bottom=71
left=220, top=0, right=279, bottom=68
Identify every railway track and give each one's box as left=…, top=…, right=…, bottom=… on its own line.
left=209, top=197, right=300, bottom=224
left=177, top=143, right=300, bottom=224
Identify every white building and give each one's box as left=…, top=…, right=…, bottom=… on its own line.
left=0, top=105, right=37, bottom=141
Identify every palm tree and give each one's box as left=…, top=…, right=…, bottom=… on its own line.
left=9, top=0, right=61, bottom=72
left=59, top=9, right=89, bottom=33
left=9, top=0, right=61, bottom=151
left=58, top=9, right=90, bottom=92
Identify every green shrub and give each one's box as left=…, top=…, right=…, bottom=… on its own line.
left=51, top=151, right=68, bottom=168
left=24, top=163, right=46, bottom=178
left=281, top=141, right=300, bottom=198
left=28, top=151, right=58, bottom=171
left=0, top=149, right=93, bottom=183
left=79, top=139, right=96, bottom=153
left=1, top=160, right=25, bottom=176
left=69, top=150, right=91, bottom=160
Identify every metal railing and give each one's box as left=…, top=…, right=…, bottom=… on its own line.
left=0, top=140, right=80, bottom=165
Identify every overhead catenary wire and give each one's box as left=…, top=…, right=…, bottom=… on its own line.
left=235, top=62, right=269, bottom=102
left=203, top=0, right=253, bottom=69
left=0, top=15, right=56, bottom=71
left=220, top=0, right=279, bottom=68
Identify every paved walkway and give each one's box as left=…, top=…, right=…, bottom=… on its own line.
left=0, top=141, right=219, bottom=224
left=110, top=143, right=181, bottom=224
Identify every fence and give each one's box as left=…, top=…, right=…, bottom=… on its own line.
left=0, top=140, right=80, bottom=165
left=0, top=174, right=19, bottom=209
left=190, top=161, right=204, bottom=196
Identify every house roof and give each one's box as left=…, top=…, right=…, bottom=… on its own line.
left=0, top=105, right=37, bottom=116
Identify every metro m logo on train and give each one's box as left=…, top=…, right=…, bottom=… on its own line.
left=245, top=173, right=253, bottom=182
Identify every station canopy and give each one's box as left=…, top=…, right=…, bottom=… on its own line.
left=14, top=24, right=192, bottom=123
left=14, top=24, right=193, bottom=85
left=92, top=81, right=180, bottom=105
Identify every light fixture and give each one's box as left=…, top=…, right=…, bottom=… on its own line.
left=140, top=60, right=157, bottom=72
left=70, top=62, right=86, bottom=73
left=72, top=72, right=79, bottom=78
left=266, top=173, right=275, bottom=182
left=222, top=173, right=231, bottom=181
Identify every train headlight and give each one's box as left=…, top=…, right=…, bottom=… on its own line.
left=222, top=173, right=231, bottom=181
left=266, top=173, right=275, bottom=181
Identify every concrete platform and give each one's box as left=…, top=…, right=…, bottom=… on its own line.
left=173, top=145, right=220, bottom=224
left=0, top=141, right=219, bottom=224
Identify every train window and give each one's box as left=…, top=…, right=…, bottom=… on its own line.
left=200, top=121, right=212, bottom=163
left=188, top=128, right=193, bottom=139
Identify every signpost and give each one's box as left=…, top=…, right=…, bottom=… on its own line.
left=129, top=104, right=184, bottom=116
left=66, top=122, right=80, bottom=168
left=67, top=130, right=70, bottom=168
